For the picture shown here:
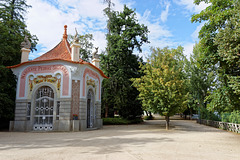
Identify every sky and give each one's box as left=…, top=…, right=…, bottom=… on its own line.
left=25, top=0, right=209, bottom=60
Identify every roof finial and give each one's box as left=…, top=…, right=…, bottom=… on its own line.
left=63, top=25, right=67, bottom=40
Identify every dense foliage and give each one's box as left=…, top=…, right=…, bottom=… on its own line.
left=132, top=47, right=189, bottom=129
left=185, top=42, right=216, bottom=117
left=192, top=0, right=240, bottom=112
left=101, top=5, right=149, bottom=119
left=103, top=117, right=143, bottom=125
left=0, top=0, right=38, bottom=124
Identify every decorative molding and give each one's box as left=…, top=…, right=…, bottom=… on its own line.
left=19, top=64, right=69, bottom=98
left=71, top=80, right=80, bottom=119
left=86, top=78, right=96, bottom=88
left=29, top=75, right=61, bottom=92
left=70, top=66, right=82, bottom=80
left=82, top=68, right=100, bottom=100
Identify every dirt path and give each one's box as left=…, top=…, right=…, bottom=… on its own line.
left=0, top=119, right=239, bottom=160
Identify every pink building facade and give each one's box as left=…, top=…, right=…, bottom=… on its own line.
left=8, top=26, right=107, bottom=131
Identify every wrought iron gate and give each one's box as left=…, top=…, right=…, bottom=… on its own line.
left=87, top=90, right=94, bottom=128
left=33, top=86, right=54, bottom=131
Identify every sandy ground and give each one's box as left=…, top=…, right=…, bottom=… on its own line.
left=0, top=119, right=239, bottom=160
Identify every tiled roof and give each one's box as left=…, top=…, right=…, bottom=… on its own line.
left=34, top=25, right=71, bottom=61
left=33, top=39, right=71, bottom=61
left=7, top=25, right=108, bottom=79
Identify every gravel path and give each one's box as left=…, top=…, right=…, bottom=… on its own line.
left=0, top=119, right=239, bottom=160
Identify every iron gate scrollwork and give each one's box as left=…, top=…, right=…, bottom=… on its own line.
left=33, top=86, right=54, bottom=131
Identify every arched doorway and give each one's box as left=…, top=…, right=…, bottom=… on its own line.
left=33, top=86, right=54, bottom=131
left=87, top=89, right=95, bottom=128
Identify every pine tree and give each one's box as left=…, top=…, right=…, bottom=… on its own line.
left=101, top=5, right=149, bottom=119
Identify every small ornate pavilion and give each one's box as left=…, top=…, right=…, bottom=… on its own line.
left=8, top=25, right=107, bottom=131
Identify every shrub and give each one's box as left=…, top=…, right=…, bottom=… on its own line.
left=143, top=115, right=154, bottom=120
left=229, top=111, right=240, bottom=124
left=200, top=107, right=220, bottom=121
left=221, top=113, right=231, bottom=123
left=103, top=117, right=143, bottom=125
left=222, top=111, right=240, bottom=124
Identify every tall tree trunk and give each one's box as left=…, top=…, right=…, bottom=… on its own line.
left=149, top=111, right=152, bottom=117
left=165, top=116, right=170, bottom=130
left=145, top=111, right=148, bottom=116
left=105, top=104, right=108, bottom=118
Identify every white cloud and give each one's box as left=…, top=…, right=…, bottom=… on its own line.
left=135, top=9, right=176, bottom=61
left=183, top=42, right=194, bottom=59
left=191, top=23, right=205, bottom=41
left=26, top=0, right=175, bottom=61
left=175, top=0, right=210, bottom=13
left=26, top=0, right=129, bottom=59
left=160, top=1, right=171, bottom=22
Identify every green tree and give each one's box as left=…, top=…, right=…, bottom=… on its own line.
left=132, top=47, right=189, bottom=130
left=0, top=0, right=38, bottom=126
left=186, top=42, right=216, bottom=116
left=191, top=0, right=240, bottom=112
left=101, top=5, right=149, bottom=119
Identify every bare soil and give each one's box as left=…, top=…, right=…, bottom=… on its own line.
left=0, top=117, right=239, bottom=160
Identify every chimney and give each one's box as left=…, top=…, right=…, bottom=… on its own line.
left=70, top=27, right=81, bottom=61
left=92, top=58, right=100, bottom=68
left=70, top=43, right=80, bottom=62
left=91, top=47, right=100, bottom=68
left=20, top=36, right=31, bottom=63
left=21, top=48, right=31, bottom=63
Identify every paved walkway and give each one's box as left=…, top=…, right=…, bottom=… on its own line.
left=0, top=119, right=239, bottom=160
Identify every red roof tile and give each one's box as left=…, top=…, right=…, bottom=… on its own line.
left=34, top=25, right=71, bottom=61
left=33, top=39, right=71, bottom=61
left=7, top=25, right=108, bottom=79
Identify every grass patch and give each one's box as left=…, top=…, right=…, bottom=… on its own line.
left=103, top=117, right=143, bottom=125
left=143, top=115, right=154, bottom=120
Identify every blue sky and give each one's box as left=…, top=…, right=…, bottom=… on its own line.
left=25, top=0, right=209, bottom=60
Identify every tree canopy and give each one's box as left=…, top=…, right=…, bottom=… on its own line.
left=191, top=0, right=240, bottom=112
left=132, top=47, right=189, bottom=129
left=101, top=5, right=149, bottom=119
left=0, top=0, right=38, bottom=123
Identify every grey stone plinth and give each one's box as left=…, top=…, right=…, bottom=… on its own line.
left=53, top=120, right=59, bottom=131
left=79, top=120, right=87, bottom=131
left=72, top=120, right=79, bottom=131
left=58, top=120, right=71, bottom=131
left=25, top=121, right=32, bottom=131
left=13, top=121, right=26, bottom=131
left=96, top=119, right=103, bottom=128
left=9, top=121, right=14, bottom=131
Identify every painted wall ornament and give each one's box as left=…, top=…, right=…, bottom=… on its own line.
left=87, top=78, right=96, bottom=88
left=20, top=64, right=69, bottom=98
left=29, top=74, right=61, bottom=92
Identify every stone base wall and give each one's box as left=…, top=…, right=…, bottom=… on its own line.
left=197, top=119, right=240, bottom=134
left=15, top=100, right=28, bottom=121
left=10, top=98, right=102, bottom=132
left=79, top=98, right=87, bottom=120
left=59, top=98, right=71, bottom=120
